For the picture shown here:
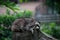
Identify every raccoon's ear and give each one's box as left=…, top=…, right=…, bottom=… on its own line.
left=30, top=18, right=35, bottom=22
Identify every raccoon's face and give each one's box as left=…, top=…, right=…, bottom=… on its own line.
left=25, top=18, right=40, bottom=33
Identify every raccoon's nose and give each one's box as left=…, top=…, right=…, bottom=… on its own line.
left=36, top=26, right=39, bottom=29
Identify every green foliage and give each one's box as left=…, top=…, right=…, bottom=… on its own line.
left=45, top=0, right=60, bottom=14
left=0, top=10, right=32, bottom=27
left=15, top=10, right=32, bottom=18
left=19, top=0, right=23, bottom=3
left=19, top=0, right=28, bottom=3
left=2, top=15, right=16, bottom=27
left=0, top=26, right=12, bottom=40
left=6, top=8, right=10, bottom=15
left=24, top=10, right=32, bottom=18
left=45, top=0, right=54, bottom=7
left=41, top=22, right=60, bottom=39
left=0, top=0, right=20, bottom=13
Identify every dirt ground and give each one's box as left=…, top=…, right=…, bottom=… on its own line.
left=19, top=2, right=40, bottom=12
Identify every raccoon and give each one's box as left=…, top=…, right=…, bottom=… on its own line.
left=11, top=18, right=40, bottom=40
left=11, top=18, right=57, bottom=40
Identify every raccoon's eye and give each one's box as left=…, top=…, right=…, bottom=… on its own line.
left=29, top=25, right=35, bottom=28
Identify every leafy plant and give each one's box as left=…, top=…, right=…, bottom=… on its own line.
left=0, top=8, right=32, bottom=27
left=19, top=0, right=28, bottom=3
left=0, top=0, right=20, bottom=13
left=15, top=10, right=32, bottom=18
left=45, top=0, right=60, bottom=14
left=24, top=10, right=32, bottom=18
left=41, top=22, right=60, bottom=39
left=3, top=15, right=16, bottom=27
left=0, top=26, right=12, bottom=40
